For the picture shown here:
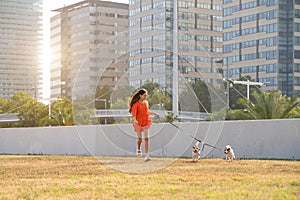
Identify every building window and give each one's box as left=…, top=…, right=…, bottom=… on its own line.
left=295, top=23, right=300, bottom=32
left=295, top=64, right=300, bottom=72
left=294, top=77, right=300, bottom=86
left=223, top=0, right=233, bottom=4
left=295, top=50, right=300, bottom=59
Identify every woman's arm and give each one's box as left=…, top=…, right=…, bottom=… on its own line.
left=145, top=100, right=159, bottom=116
left=131, top=103, right=138, bottom=124
left=148, top=111, right=159, bottom=116
left=132, top=116, right=138, bottom=124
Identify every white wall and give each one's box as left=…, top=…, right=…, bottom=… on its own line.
left=0, top=119, right=299, bottom=159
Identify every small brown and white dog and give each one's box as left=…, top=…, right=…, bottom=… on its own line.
left=192, top=141, right=201, bottom=162
left=224, top=145, right=235, bottom=161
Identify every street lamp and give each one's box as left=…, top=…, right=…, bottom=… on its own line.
left=48, top=97, right=62, bottom=122
left=226, top=58, right=229, bottom=110
left=172, top=0, right=179, bottom=116
left=96, top=98, right=107, bottom=124
left=217, top=58, right=230, bottom=110
left=223, top=79, right=268, bottom=100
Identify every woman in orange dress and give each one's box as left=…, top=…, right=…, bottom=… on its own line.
left=129, top=89, right=159, bottom=162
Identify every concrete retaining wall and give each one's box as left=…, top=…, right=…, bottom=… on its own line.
left=0, top=119, right=299, bottom=159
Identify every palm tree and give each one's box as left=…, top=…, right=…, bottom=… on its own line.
left=50, top=97, right=73, bottom=126
left=236, top=90, right=299, bottom=119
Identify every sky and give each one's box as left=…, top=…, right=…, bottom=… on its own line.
left=42, top=0, right=129, bottom=99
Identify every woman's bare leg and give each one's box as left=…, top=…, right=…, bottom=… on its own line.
left=136, top=131, right=142, bottom=155
left=143, top=129, right=149, bottom=155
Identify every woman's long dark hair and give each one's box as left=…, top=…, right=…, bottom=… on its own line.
left=128, top=89, right=147, bottom=113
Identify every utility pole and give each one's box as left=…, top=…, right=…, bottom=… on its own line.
left=172, top=0, right=178, bottom=116
left=96, top=98, right=107, bottom=124
left=223, top=78, right=268, bottom=102
left=229, top=80, right=265, bottom=100
left=226, top=57, right=230, bottom=110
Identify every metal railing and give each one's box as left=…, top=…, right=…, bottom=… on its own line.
left=94, top=109, right=208, bottom=120
left=0, top=113, right=20, bottom=124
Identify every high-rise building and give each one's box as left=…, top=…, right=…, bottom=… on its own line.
left=223, top=0, right=300, bottom=97
left=50, top=0, right=129, bottom=99
left=129, top=0, right=223, bottom=87
left=128, top=0, right=223, bottom=113
left=0, top=0, right=43, bottom=99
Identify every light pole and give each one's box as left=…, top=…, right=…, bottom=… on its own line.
left=223, top=79, right=268, bottom=100
left=48, top=98, right=62, bottom=125
left=172, top=0, right=179, bottom=116
left=226, top=58, right=230, bottom=110
left=96, top=98, right=107, bottom=124
left=229, top=80, right=267, bottom=100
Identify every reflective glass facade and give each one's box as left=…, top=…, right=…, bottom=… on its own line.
left=50, top=1, right=129, bottom=99
left=0, top=0, right=43, bottom=99
left=224, top=0, right=300, bottom=97
left=129, top=0, right=223, bottom=89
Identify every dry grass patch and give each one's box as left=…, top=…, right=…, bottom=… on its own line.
left=0, top=155, right=299, bottom=199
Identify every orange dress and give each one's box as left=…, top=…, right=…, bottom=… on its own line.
left=131, top=100, right=152, bottom=132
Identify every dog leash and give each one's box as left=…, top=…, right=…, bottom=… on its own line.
left=168, top=121, right=223, bottom=151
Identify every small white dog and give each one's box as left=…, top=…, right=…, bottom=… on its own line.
left=224, top=145, right=235, bottom=161
left=192, top=141, right=201, bottom=162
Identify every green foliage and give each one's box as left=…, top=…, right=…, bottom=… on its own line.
left=226, top=109, right=253, bottom=120
left=236, top=90, right=300, bottom=120
left=289, top=105, right=300, bottom=118
left=4, top=92, right=48, bottom=127
left=95, top=85, right=112, bottom=109
left=179, top=79, right=211, bottom=112
left=16, top=93, right=48, bottom=127
left=147, top=88, right=172, bottom=111
left=0, top=92, right=99, bottom=127
left=140, top=81, right=161, bottom=97
left=138, top=82, right=172, bottom=110
left=208, top=84, right=227, bottom=113
left=49, top=97, right=73, bottom=126
left=111, top=98, right=128, bottom=109
left=0, top=98, right=11, bottom=113
left=72, top=101, right=98, bottom=125
left=111, top=85, right=135, bottom=107
left=228, top=75, right=261, bottom=110
left=206, top=107, right=227, bottom=121
left=165, top=112, right=178, bottom=122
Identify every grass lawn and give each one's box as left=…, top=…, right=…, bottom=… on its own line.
left=0, top=155, right=299, bottom=199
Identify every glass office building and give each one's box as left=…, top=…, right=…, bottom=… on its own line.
left=128, top=0, right=223, bottom=89
left=0, top=0, right=43, bottom=99
left=50, top=0, right=129, bottom=99
left=223, top=0, right=300, bottom=97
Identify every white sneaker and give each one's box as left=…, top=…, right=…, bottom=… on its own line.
left=136, top=149, right=142, bottom=157
left=144, top=155, right=151, bottom=162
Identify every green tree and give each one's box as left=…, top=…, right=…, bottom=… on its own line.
left=110, top=85, right=136, bottom=112
left=95, top=85, right=112, bottom=109
left=207, top=107, right=227, bottom=121
left=0, top=98, right=18, bottom=128
left=111, top=85, right=135, bottom=104
left=234, top=90, right=300, bottom=120
left=50, top=97, right=73, bottom=126
left=147, top=87, right=172, bottom=111
left=140, top=81, right=161, bottom=97
left=136, top=82, right=172, bottom=110
left=73, top=101, right=98, bottom=125
left=165, top=112, right=178, bottom=122
left=0, top=98, right=11, bottom=113
left=227, top=75, right=262, bottom=110
left=289, top=103, right=300, bottom=118
left=111, top=98, right=128, bottom=109
left=9, top=92, right=48, bottom=127
left=179, top=79, right=211, bottom=112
